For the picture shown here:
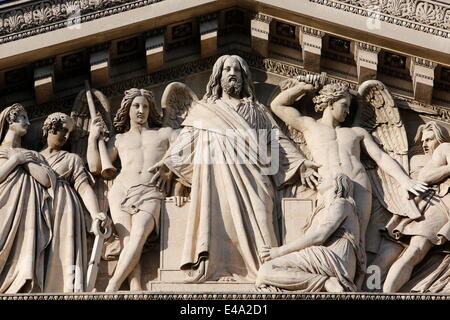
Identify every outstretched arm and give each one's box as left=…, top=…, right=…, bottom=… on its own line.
left=260, top=202, right=348, bottom=261
left=358, top=128, right=428, bottom=196
left=270, top=82, right=316, bottom=132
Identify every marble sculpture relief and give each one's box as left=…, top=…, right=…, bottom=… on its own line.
left=0, top=55, right=448, bottom=294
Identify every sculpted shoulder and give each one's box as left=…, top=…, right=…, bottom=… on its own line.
left=350, top=126, right=369, bottom=137
left=435, top=142, right=450, bottom=154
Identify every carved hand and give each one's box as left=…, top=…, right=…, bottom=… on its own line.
left=259, top=245, right=282, bottom=263
left=90, top=115, right=105, bottom=140
left=9, top=150, right=39, bottom=165
left=296, top=74, right=321, bottom=90
left=149, top=161, right=173, bottom=192
left=299, top=160, right=321, bottom=189
left=94, top=212, right=111, bottom=228
left=402, top=179, right=429, bottom=198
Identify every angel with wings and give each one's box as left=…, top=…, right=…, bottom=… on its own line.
left=87, top=88, right=184, bottom=292
left=265, top=77, right=428, bottom=290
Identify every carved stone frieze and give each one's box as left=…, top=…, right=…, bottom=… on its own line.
left=0, top=0, right=165, bottom=44
left=309, top=0, right=450, bottom=38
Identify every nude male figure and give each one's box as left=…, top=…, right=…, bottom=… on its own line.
left=88, top=88, right=181, bottom=292
left=270, top=80, right=427, bottom=259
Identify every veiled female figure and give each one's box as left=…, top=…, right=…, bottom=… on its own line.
left=0, top=104, right=55, bottom=293
left=40, top=112, right=108, bottom=292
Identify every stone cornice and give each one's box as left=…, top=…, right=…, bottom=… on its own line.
left=27, top=51, right=450, bottom=125
left=0, top=0, right=165, bottom=44
left=411, top=56, right=438, bottom=68
left=301, top=26, right=325, bottom=38
left=356, top=41, right=381, bottom=53
left=309, top=0, right=450, bottom=38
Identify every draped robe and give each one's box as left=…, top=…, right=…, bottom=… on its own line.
left=163, top=99, right=305, bottom=282
left=0, top=148, right=55, bottom=293
left=43, top=151, right=94, bottom=292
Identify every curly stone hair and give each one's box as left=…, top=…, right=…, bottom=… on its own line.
left=312, top=83, right=350, bottom=113
left=113, top=88, right=162, bottom=133
left=42, top=112, right=74, bottom=138
left=6, top=103, right=27, bottom=124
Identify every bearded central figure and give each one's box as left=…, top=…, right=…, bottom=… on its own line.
left=152, top=55, right=318, bottom=283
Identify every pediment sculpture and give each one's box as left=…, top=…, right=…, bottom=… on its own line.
left=0, top=55, right=448, bottom=294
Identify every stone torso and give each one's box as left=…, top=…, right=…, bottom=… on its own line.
left=115, top=127, right=172, bottom=188
left=304, top=124, right=369, bottom=188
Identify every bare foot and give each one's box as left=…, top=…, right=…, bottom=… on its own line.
left=324, top=277, right=345, bottom=292
left=105, top=281, right=120, bottom=292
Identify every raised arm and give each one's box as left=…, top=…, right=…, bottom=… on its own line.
left=358, top=128, right=428, bottom=195
left=270, top=82, right=316, bottom=132
left=418, top=143, right=450, bottom=185
left=87, top=116, right=118, bottom=175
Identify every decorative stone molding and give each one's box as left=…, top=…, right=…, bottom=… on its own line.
left=33, top=58, right=55, bottom=104
left=0, top=0, right=165, bottom=44
left=199, top=13, right=218, bottom=58
left=250, top=12, right=273, bottom=25
left=145, top=27, right=165, bottom=72
left=250, top=13, right=272, bottom=56
left=0, top=292, right=448, bottom=300
left=356, top=41, right=382, bottom=53
left=300, top=26, right=325, bottom=73
left=26, top=51, right=450, bottom=126
left=301, top=26, right=326, bottom=38
left=90, top=43, right=111, bottom=87
left=410, top=56, right=437, bottom=103
left=354, top=41, right=381, bottom=84
left=309, top=0, right=450, bottom=38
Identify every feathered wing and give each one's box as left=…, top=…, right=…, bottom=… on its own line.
left=161, top=82, right=198, bottom=129
left=354, top=80, right=421, bottom=219
left=71, top=88, right=115, bottom=215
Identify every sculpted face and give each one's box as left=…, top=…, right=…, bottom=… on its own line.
left=47, top=119, right=74, bottom=149
left=129, top=95, right=150, bottom=125
left=330, top=95, right=351, bottom=123
left=220, top=57, right=243, bottom=98
left=9, top=110, right=30, bottom=137
left=421, top=129, right=439, bottom=155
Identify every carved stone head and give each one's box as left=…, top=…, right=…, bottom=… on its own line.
left=414, top=121, right=450, bottom=155
left=203, top=55, right=257, bottom=103
left=113, top=88, right=162, bottom=133
left=0, top=103, right=30, bottom=139
left=312, top=83, right=351, bottom=122
left=42, top=112, right=74, bottom=149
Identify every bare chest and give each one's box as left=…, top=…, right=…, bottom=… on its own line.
left=305, top=126, right=360, bottom=152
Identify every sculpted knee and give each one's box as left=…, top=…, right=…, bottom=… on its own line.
left=256, top=262, right=272, bottom=285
